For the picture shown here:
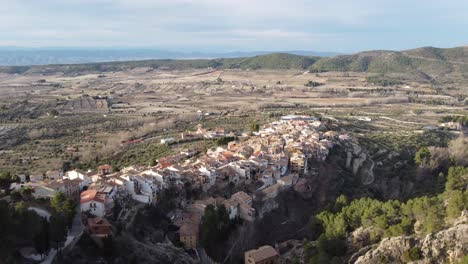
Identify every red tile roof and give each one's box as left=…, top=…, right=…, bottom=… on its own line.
left=80, top=189, right=106, bottom=204
left=87, top=217, right=112, bottom=236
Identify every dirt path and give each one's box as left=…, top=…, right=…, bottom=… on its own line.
left=379, top=116, right=423, bottom=125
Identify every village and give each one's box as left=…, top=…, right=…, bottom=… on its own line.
left=10, top=115, right=353, bottom=263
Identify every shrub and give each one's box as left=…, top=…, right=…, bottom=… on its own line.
left=305, top=81, right=324, bottom=87
left=402, top=247, right=421, bottom=262
left=414, top=147, right=431, bottom=166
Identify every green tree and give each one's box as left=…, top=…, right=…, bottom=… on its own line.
left=333, top=195, right=348, bottom=212
left=200, top=204, right=236, bottom=260
left=402, top=247, right=421, bottom=262
left=415, top=147, right=431, bottom=166
left=50, top=192, right=75, bottom=226
left=445, top=166, right=468, bottom=192
left=49, top=213, right=68, bottom=250
left=446, top=190, right=465, bottom=219
left=249, top=122, right=260, bottom=134
left=14, top=201, right=26, bottom=212
left=33, top=218, right=50, bottom=259
left=0, top=171, right=13, bottom=190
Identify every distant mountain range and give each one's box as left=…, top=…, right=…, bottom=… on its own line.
left=0, top=48, right=341, bottom=66
left=1, top=46, right=467, bottom=89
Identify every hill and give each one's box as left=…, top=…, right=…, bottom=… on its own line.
left=1, top=46, right=468, bottom=88
left=308, top=49, right=455, bottom=74
left=216, top=53, right=319, bottom=70
left=0, top=53, right=320, bottom=75
left=0, top=48, right=338, bottom=66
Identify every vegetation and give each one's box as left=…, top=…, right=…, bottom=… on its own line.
left=1, top=46, right=467, bottom=78
left=305, top=81, right=324, bottom=87
left=304, top=163, right=468, bottom=263
left=366, top=75, right=403, bottom=86
left=215, top=136, right=237, bottom=146
left=249, top=122, right=260, bottom=134
left=90, top=142, right=174, bottom=171
left=33, top=218, right=50, bottom=259
left=0, top=171, right=18, bottom=190
left=402, top=247, right=422, bottom=262
left=0, top=53, right=319, bottom=75
left=414, top=146, right=431, bottom=165
left=200, top=204, right=240, bottom=261
left=0, top=200, right=49, bottom=261
left=50, top=192, right=76, bottom=226
left=440, top=115, right=468, bottom=126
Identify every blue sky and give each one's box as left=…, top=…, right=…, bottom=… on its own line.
left=1, top=0, right=468, bottom=53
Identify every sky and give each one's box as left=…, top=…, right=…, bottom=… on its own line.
left=1, top=0, right=468, bottom=53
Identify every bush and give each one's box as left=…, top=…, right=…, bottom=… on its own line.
left=367, top=75, right=403, bottom=87
left=305, top=81, right=324, bottom=87
left=402, top=247, right=421, bottom=262
left=414, top=147, right=431, bottom=166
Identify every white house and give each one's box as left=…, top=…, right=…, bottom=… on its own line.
left=223, top=191, right=255, bottom=222
left=64, top=169, right=94, bottom=187
left=198, top=166, right=217, bottom=189
left=124, top=175, right=159, bottom=204
left=80, top=190, right=108, bottom=217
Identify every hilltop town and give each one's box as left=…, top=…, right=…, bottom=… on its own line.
left=0, top=49, right=467, bottom=264
left=7, top=115, right=353, bottom=263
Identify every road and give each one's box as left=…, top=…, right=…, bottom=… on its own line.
left=41, top=207, right=84, bottom=264
left=28, top=206, right=51, bottom=220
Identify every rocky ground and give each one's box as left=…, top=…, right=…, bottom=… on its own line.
left=354, top=211, right=468, bottom=264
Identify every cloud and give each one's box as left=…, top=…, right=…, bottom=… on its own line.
left=0, top=0, right=467, bottom=51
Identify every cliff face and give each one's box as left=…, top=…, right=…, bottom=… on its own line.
left=354, top=211, right=468, bottom=264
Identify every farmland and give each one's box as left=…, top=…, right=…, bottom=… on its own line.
left=0, top=54, right=466, bottom=176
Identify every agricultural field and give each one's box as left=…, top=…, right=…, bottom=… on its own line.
left=0, top=62, right=466, bottom=175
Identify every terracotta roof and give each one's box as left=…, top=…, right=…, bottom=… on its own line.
left=231, top=191, right=252, bottom=204
left=87, top=217, right=112, bottom=235
left=88, top=217, right=111, bottom=227
left=80, top=189, right=106, bottom=204
left=246, top=246, right=279, bottom=262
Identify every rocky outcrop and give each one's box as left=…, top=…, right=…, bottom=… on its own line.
left=114, top=235, right=197, bottom=264
left=344, top=142, right=375, bottom=185
left=354, top=211, right=468, bottom=264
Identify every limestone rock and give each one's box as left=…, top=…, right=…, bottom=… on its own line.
left=354, top=212, right=468, bottom=264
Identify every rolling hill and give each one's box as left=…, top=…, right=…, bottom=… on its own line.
left=1, top=46, right=468, bottom=87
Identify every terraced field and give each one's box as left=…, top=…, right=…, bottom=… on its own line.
left=0, top=66, right=465, bottom=175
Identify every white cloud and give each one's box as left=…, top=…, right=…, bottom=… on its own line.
left=0, top=0, right=467, bottom=51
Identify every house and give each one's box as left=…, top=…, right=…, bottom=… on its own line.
left=47, top=178, right=82, bottom=199
left=179, top=222, right=199, bottom=249
left=29, top=174, right=44, bottom=183
left=223, top=191, right=255, bottom=222
left=31, top=185, right=57, bottom=199
left=80, top=190, right=109, bottom=217
left=244, top=245, right=279, bottom=264
left=45, top=170, right=63, bottom=180
left=87, top=217, right=113, bottom=237
left=64, top=169, right=94, bottom=187
left=259, top=183, right=283, bottom=201
left=98, top=164, right=112, bottom=175
left=123, top=175, right=159, bottom=204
